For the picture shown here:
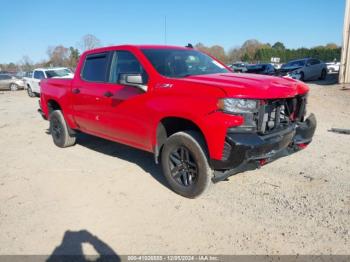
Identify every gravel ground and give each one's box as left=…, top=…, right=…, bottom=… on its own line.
left=0, top=81, right=349, bottom=256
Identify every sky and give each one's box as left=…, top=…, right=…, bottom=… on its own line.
left=0, top=0, right=346, bottom=63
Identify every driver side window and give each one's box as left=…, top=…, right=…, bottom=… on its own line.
left=109, top=51, right=148, bottom=84
left=34, top=71, right=45, bottom=80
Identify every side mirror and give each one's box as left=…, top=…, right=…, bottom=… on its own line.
left=119, top=74, right=147, bottom=91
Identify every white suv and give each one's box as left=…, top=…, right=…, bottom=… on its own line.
left=24, top=67, right=74, bottom=97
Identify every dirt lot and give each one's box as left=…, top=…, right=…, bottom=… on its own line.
left=0, top=81, right=349, bottom=256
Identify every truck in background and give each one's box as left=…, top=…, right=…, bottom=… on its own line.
left=24, top=67, right=73, bottom=97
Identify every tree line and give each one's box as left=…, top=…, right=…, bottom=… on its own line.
left=0, top=37, right=341, bottom=73
left=195, top=40, right=341, bottom=64
left=0, top=34, right=101, bottom=72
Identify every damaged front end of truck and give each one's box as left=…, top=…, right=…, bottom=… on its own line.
left=211, top=94, right=317, bottom=182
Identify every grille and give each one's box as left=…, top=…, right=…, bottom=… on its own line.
left=256, top=95, right=307, bottom=135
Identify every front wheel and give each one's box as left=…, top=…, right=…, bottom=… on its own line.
left=9, top=83, right=18, bottom=91
left=161, top=131, right=212, bottom=198
left=49, top=110, right=76, bottom=148
left=27, top=86, right=35, bottom=97
left=319, top=69, right=327, bottom=80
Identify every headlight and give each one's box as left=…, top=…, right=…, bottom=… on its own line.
left=217, top=98, right=258, bottom=114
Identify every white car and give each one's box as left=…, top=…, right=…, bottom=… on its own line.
left=24, top=67, right=74, bottom=97
left=326, top=62, right=340, bottom=73
left=279, top=58, right=328, bottom=81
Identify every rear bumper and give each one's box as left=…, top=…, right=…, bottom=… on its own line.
left=210, top=114, right=317, bottom=182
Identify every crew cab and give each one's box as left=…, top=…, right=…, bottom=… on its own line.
left=39, top=45, right=316, bottom=198
left=25, top=67, right=73, bottom=97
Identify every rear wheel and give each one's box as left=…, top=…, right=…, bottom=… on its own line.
left=161, top=131, right=212, bottom=198
left=49, top=110, right=76, bottom=148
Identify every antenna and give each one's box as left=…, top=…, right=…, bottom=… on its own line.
left=164, top=16, right=167, bottom=44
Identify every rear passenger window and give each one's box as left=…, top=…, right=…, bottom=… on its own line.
left=82, top=53, right=109, bottom=82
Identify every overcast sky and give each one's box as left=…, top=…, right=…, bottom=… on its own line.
left=0, top=0, right=345, bottom=63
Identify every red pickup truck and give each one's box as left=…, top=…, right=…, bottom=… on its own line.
left=39, top=45, right=316, bottom=198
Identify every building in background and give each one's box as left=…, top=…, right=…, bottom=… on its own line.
left=339, top=0, right=350, bottom=84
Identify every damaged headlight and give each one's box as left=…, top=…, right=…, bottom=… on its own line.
left=287, top=70, right=302, bottom=79
left=217, top=98, right=258, bottom=114
left=218, top=98, right=259, bottom=132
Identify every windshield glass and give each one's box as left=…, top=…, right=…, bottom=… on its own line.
left=282, top=60, right=305, bottom=68
left=46, top=69, right=72, bottom=78
left=142, top=49, right=229, bottom=78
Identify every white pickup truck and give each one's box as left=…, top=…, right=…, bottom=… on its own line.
left=24, top=67, right=74, bottom=97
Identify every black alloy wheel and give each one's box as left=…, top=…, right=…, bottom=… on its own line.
left=169, top=146, right=198, bottom=187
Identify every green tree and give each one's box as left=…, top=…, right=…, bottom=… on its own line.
left=241, top=53, right=250, bottom=62
left=68, top=47, right=80, bottom=68
left=272, top=42, right=286, bottom=50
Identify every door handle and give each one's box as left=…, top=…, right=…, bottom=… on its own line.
left=72, top=88, right=80, bottom=94
left=104, top=91, right=113, bottom=97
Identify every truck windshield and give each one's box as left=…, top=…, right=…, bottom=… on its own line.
left=46, top=69, right=72, bottom=78
left=142, top=49, right=229, bottom=78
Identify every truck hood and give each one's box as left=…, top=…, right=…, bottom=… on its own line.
left=181, top=73, right=308, bottom=99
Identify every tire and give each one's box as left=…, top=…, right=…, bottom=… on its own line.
left=319, top=69, right=327, bottom=80
left=161, top=131, right=212, bottom=198
left=9, top=83, right=18, bottom=91
left=49, top=110, right=76, bottom=148
left=27, top=86, right=35, bottom=97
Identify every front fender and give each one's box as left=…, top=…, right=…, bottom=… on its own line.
left=198, top=112, right=244, bottom=160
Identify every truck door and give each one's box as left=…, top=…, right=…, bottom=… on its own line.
left=71, top=52, right=112, bottom=134
left=97, top=50, right=152, bottom=151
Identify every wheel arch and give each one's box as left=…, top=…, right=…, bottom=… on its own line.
left=9, top=82, right=18, bottom=89
left=154, top=116, right=208, bottom=164
left=47, top=99, right=62, bottom=115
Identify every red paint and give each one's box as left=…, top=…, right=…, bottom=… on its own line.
left=297, top=143, right=308, bottom=149
left=40, top=45, right=309, bottom=161
left=259, top=159, right=268, bottom=166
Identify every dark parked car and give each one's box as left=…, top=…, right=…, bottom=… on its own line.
left=245, top=64, right=276, bottom=75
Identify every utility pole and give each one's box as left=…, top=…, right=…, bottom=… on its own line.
left=339, top=0, right=350, bottom=84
